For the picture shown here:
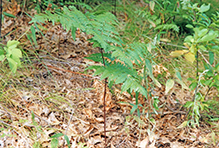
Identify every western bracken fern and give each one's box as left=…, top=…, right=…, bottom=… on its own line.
left=30, top=5, right=160, bottom=99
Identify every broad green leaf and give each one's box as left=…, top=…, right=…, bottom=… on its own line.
left=209, top=51, right=214, bottom=65
left=186, top=24, right=193, bottom=28
left=7, top=40, right=20, bottom=49
left=189, top=82, right=197, bottom=90
left=198, top=45, right=207, bottom=51
left=197, top=28, right=208, bottom=38
left=165, top=79, right=174, bottom=94
left=7, top=57, right=17, bottom=73
left=206, top=71, right=214, bottom=77
left=11, top=55, right=21, bottom=67
left=0, top=49, right=4, bottom=55
left=12, top=48, right=22, bottom=58
left=199, top=4, right=210, bottom=13
left=187, top=77, right=195, bottom=81
left=184, top=52, right=195, bottom=63
left=185, top=36, right=194, bottom=43
left=0, top=55, right=5, bottom=61
left=170, top=50, right=188, bottom=57
left=189, top=45, right=196, bottom=54
left=50, top=133, right=64, bottom=138
left=200, top=30, right=217, bottom=42
left=0, top=49, right=5, bottom=61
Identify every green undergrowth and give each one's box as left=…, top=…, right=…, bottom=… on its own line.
left=1, top=0, right=219, bottom=147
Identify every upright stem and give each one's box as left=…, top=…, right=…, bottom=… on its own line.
left=184, top=51, right=199, bottom=120
left=100, top=48, right=107, bottom=147
left=0, top=0, right=2, bottom=38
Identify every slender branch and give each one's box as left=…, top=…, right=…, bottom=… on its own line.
left=204, top=86, right=212, bottom=100
left=198, top=50, right=211, bottom=65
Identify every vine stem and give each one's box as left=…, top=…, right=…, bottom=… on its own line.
left=100, top=48, right=107, bottom=147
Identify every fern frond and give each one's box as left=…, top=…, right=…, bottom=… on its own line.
left=30, top=5, right=121, bottom=51
left=155, top=24, right=179, bottom=32
left=96, top=61, right=147, bottom=96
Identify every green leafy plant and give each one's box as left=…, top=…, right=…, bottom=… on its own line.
left=184, top=70, right=210, bottom=127
left=200, top=62, right=219, bottom=95
left=0, top=40, right=23, bottom=73
left=170, top=1, right=219, bottom=126
left=30, top=112, right=44, bottom=148
left=30, top=5, right=161, bottom=116
left=137, top=0, right=185, bottom=35
left=50, top=133, right=70, bottom=148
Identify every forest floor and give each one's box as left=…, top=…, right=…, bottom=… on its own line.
left=0, top=1, right=219, bottom=148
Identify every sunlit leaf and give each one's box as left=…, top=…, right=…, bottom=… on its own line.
left=185, top=35, right=194, bottom=43
left=7, top=57, right=18, bottom=73
left=184, top=52, right=195, bottom=63
left=197, top=28, right=208, bottom=38
left=165, top=79, right=174, bottom=94
left=177, top=121, right=188, bottom=128
left=198, top=45, right=207, bottom=51
left=186, top=24, right=193, bottom=28
left=183, top=43, right=190, bottom=49
left=7, top=40, right=20, bottom=49
left=199, top=3, right=210, bottom=13
left=200, top=30, right=217, bottom=42
left=189, top=45, right=196, bottom=54
left=170, top=50, right=188, bottom=57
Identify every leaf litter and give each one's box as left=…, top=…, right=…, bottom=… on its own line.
left=0, top=1, right=219, bottom=148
